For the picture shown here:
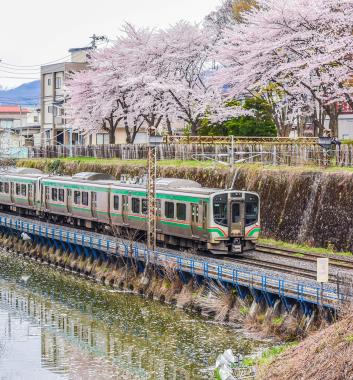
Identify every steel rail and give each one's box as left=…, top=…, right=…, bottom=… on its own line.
left=256, top=244, right=353, bottom=271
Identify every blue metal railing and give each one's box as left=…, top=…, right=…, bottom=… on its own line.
left=0, top=214, right=341, bottom=309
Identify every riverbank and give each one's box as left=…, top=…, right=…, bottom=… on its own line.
left=0, top=246, right=263, bottom=379
left=258, top=312, right=353, bottom=380
left=17, top=158, right=353, bottom=253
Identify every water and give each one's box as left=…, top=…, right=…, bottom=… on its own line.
left=0, top=252, right=262, bottom=379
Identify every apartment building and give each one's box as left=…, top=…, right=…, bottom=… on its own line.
left=40, top=47, right=91, bottom=146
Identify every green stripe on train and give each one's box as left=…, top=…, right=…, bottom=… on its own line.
left=247, top=228, right=261, bottom=237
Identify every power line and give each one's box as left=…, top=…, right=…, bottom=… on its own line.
left=0, top=54, right=72, bottom=69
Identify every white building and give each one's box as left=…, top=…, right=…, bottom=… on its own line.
left=40, top=47, right=91, bottom=146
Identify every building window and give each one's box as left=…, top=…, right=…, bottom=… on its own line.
left=51, top=188, right=58, bottom=201
left=96, top=133, right=110, bottom=145
left=55, top=77, right=62, bottom=89
left=48, top=106, right=53, bottom=114
left=33, top=116, right=39, bottom=123
left=59, top=189, right=65, bottom=202
left=48, top=78, right=51, bottom=86
left=82, top=191, right=88, bottom=206
left=177, top=203, right=186, bottom=221
left=165, top=202, right=175, bottom=219
left=74, top=191, right=81, bottom=205
left=132, top=198, right=140, bottom=214
left=113, top=195, right=119, bottom=210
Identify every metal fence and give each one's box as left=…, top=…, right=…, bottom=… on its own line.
left=0, top=213, right=342, bottom=309
left=24, top=142, right=353, bottom=167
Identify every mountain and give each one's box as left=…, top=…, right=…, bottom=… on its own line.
left=0, top=80, right=40, bottom=107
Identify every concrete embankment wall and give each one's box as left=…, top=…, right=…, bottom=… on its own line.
left=17, top=159, right=353, bottom=252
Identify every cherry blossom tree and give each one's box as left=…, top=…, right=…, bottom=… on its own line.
left=216, top=0, right=353, bottom=136
left=150, top=21, right=245, bottom=135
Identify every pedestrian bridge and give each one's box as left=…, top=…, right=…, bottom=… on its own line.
left=0, top=212, right=342, bottom=315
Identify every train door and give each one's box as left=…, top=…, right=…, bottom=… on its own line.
left=229, top=200, right=244, bottom=237
left=10, top=182, right=14, bottom=203
left=122, top=195, right=129, bottom=224
left=191, top=203, right=199, bottom=236
left=67, top=189, right=73, bottom=214
left=202, top=202, right=208, bottom=238
left=28, top=184, right=34, bottom=206
left=91, top=192, right=97, bottom=219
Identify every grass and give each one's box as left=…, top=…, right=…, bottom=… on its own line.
left=243, top=342, right=298, bottom=367
left=259, top=238, right=353, bottom=257
left=17, top=157, right=225, bottom=169
left=17, top=157, right=353, bottom=173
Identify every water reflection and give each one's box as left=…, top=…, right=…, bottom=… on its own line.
left=0, top=254, right=261, bottom=379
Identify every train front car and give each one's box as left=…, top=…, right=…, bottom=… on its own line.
left=209, top=190, right=260, bottom=254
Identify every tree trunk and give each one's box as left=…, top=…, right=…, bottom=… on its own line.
left=124, top=117, right=132, bottom=144
left=329, top=116, right=338, bottom=138
left=190, top=120, right=200, bottom=136
left=166, top=117, right=173, bottom=135
left=109, top=127, right=116, bottom=144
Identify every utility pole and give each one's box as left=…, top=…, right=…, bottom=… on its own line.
left=147, top=126, right=158, bottom=251
left=90, top=34, right=108, bottom=49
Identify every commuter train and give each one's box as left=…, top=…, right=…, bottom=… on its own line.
left=0, top=168, right=261, bottom=254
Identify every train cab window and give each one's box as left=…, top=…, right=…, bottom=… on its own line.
left=52, top=188, right=58, bottom=201
left=59, top=189, right=65, bottom=202
left=21, top=184, right=26, bottom=197
left=113, top=195, right=119, bottom=210
left=165, top=202, right=175, bottom=219
left=4, top=183, right=9, bottom=194
left=82, top=191, right=89, bottom=206
left=142, top=199, right=148, bottom=215
left=213, top=194, right=228, bottom=227
left=16, top=184, right=20, bottom=196
left=74, top=191, right=81, bottom=205
left=232, top=203, right=240, bottom=223
left=177, top=203, right=186, bottom=221
left=132, top=198, right=140, bottom=214
left=245, top=194, right=259, bottom=226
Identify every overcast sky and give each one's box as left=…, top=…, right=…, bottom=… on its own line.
left=0, top=0, right=221, bottom=89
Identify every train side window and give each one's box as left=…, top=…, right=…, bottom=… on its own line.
left=113, top=195, right=119, bottom=210
left=4, top=183, right=9, bottom=194
left=142, top=199, right=148, bottom=215
left=245, top=194, right=259, bottom=226
left=0, top=182, right=3, bottom=193
left=16, top=184, right=20, bottom=195
left=52, top=188, right=58, bottom=201
left=132, top=198, right=140, bottom=214
left=82, top=191, right=89, bottom=206
left=45, top=186, right=50, bottom=200
left=165, top=202, right=175, bottom=219
left=59, top=189, right=65, bottom=202
left=176, top=203, right=186, bottom=221
left=28, top=184, right=33, bottom=198
left=21, top=184, right=26, bottom=197
left=74, top=191, right=81, bottom=205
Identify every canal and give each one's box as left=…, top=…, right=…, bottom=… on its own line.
left=0, top=251, right=263, bottom=379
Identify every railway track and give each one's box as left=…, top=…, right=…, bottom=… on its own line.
left=226, top=256, right=336, bottom=281
left=256, top=244, right=353, bottom=270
